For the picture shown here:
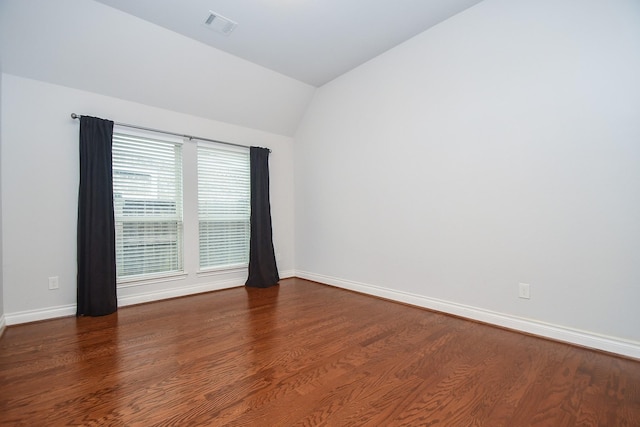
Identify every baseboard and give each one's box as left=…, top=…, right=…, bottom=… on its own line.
left=118, top=270, right=297, bottom=307
left=4, top=304, right=76, bottom=326
left=118, top=278, right=244, bottom=307
left=0, top=314, right=6, bottom=337
left=279, top=269, right=296, bottom=279
left=4, top=278, right=247, bottom=325
left=3, top=272, right=291, bottom=327
left=296, top=270, right=640, bottom=360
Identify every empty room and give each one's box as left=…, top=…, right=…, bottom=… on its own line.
left=1, top=0, right=639, bottom=425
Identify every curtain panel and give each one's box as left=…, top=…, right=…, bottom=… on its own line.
left=77, top=116, right=118, bottom=316
left=245, top=147, right=279, bottom=288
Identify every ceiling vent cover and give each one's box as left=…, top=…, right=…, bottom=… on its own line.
left=204, top=11, right=238, bottom=36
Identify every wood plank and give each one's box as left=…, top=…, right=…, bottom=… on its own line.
left=1, top=278, right=639, bottom=426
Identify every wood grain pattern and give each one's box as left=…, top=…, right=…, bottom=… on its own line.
left=1, top=278, right=639, bottom=426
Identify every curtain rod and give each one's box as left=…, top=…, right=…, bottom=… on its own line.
left=70, top=113, right=269, bottom=152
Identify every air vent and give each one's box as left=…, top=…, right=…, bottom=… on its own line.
left=204, top=11, right=238, bottom=36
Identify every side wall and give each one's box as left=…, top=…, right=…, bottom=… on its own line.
left=0, top=70, right=4, bottom=336
left=295, top=0, right=640, bottom=357
left=1, top=74, right=295, bottom=324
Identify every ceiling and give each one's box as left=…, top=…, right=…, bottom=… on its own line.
left=94, top=0, right=484, bottom=87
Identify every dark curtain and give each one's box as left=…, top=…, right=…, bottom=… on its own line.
left=245, top=147, right=280, bottom=288
left=77, top=116, right=117, bottom=316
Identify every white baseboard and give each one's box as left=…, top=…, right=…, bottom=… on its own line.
left=0, top=314, right=6, bottom=337
left=5, top=304, right=76, bottom=326
left=118, top=278, right=244, bottom=307
left=4, top=278, right=247, bottom=325
left=3, top=272, right=290, bottom=327
left=296, top=270, right=640, bottom=360
left=118, top=270, right=295, bottom=307
left=279, top=269, right=296, bottom=279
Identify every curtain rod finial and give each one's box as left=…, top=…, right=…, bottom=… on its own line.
left=71, top=113, right=79, bottom=119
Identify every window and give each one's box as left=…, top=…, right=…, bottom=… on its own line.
left=112, top=132, right=183, bottom=280
left=197, top=144, right=250, bottom=270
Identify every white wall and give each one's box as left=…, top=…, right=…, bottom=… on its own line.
left=1, top=74, right=295, bottom=323
left=0, top=70, right=4, bottom=334
left=0, top=0, right=302, bottom=324
left=295, top=0, right=640, bottom=355
left=0, top=0, right=315, bottom=137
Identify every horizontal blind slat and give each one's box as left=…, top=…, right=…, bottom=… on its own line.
left=197, top=146, right=250, bottom=269
left=113, top=132, right=184, bottom=279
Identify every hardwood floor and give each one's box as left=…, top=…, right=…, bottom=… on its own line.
left=1, top=278, right=639, bottom=426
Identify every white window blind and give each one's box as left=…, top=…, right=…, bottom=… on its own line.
left=197, top=144, right=250, bottom=270
left=112, top=132, right=184, bottom=280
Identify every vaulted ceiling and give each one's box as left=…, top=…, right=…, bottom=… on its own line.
left=0, top=0, right=485, bottom=135
left=94, top=0, right=485, bottom=87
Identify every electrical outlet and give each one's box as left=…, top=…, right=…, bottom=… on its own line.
left=518, top=283, right=530, bottom=299
left=48, top=276, right=59, bottom=290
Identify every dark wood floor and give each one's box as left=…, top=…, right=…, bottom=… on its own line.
left=1, top=278, right=639, bottom=426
